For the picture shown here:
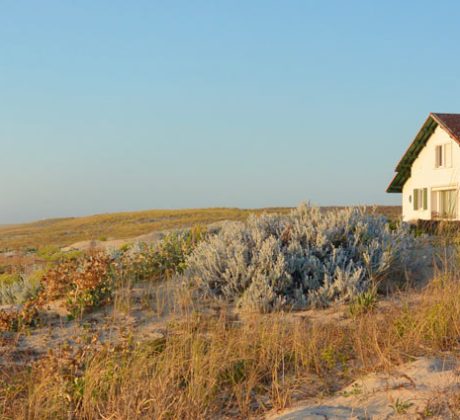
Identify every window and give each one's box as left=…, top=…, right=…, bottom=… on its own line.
left=432, top=189, right=458, bottom=219
left=413, top=188, right=428, bottom=211
left=435, top=145, right=442, bottom=167
left=435, top=143, right=452, bottom=168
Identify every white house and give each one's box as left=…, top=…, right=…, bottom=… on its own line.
left=387, top=113, right=460, bottom=222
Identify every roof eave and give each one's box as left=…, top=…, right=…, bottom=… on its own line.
left=386, top=115, right=438, bottom=193
left=386, top=171, right=407, bottom=193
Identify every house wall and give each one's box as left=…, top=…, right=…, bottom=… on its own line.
left=402, top=125, right=460, bottom=221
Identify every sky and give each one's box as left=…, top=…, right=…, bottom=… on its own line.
left=2, top=1, right=460, bottom=223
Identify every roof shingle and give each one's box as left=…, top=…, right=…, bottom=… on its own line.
left=431, top=113, right=460, bottom=143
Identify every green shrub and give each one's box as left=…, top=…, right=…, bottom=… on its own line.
left=125, top=226, right=207, bottom=282
left=349, top=289, right=378, bottom=317
left=37, top=245, right=82, bottom=262
left=155, top=226, right=207, bottom=277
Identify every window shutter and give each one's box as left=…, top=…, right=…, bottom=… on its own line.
left=435, top=146, right=440, bottom=168
left=414, top=189, right=418, bottom=210
left=445, top=143, right=452, bottom=167
left=423, top=188, right=428, bottom=210
left=432, top=190, right=438, bottom=215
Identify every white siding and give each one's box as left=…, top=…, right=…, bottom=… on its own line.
left=402, top=125, right=460, bottom=221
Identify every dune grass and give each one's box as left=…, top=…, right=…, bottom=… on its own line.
left=0, top=208, right=290, bottom=251
left=0, top=206, right=400, bottom=251
left=3, top=274, right=460, bottom=419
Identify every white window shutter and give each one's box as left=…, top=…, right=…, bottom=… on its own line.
left=445, top=143, right=452, bottom=168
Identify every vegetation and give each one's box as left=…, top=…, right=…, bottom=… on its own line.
left=36, top=245, right=83, bottom=263
left=6, top=205, right=455, bottom=419
left=0, top=206, right=400, bottom=251
left=0, top=207, right=291, bottom=250
left=0, top=226, right=206, bottom=329
left=0, top=271, right=43, bottom=305
left=125, top=226, right=207, bottom=282
left=390, top=398, right=414, bottom=415
left=349, top=288, right=378, bottom=316
left=3, top=274, right=460, bottom=418
left=42, top=253, right=115, bottom=319
left=185, top=205, right=417, bottom=312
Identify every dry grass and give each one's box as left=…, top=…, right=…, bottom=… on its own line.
left=0, top=206, right=400, bottom=251
left=0, top=208, right=290, bottom=251
left=3, top=272, right=460, bottom=419
left=423, top=388, right=460, bottom=418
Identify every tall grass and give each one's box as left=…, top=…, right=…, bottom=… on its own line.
left=4, top=273, right=460, bottom=419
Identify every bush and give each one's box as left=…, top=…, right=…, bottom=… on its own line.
left=125, top=226, right=207, bottom=282
left=0, top=271, right=43, bottom=305
left=0, top=299, right=40, bottom=331
left=37, top=245, right=83, bottom=262
left=154, top=226, right=207, bottom=277
left=185, top=204, right=419, bottom=312
left=0, top=254, right=114, bottom=329
left=65, top=254, right=114, bottom=319
left=41, top=253, right=114, bottom=319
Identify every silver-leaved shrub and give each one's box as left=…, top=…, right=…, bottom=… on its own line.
left=184, top=204, right=418, bottom=312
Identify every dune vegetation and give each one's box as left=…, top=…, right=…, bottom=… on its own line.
left=0, top=207, right=290, bottom=251
left=4, top=204, right=458, bottom=419
left=0, top=206, right=400, bottom=251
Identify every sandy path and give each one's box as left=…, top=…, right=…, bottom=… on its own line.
left=270, top=357, right=460, bottom=419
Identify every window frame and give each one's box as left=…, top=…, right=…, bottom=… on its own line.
left=413, top=188, right=428, bottom=211
left=431, top=188, right=458, bottom=219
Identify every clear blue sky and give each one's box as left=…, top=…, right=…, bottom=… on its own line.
left=2, top=1, right=460, bottom=223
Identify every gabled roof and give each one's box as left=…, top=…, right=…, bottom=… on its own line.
left=387, top=113, right=460, bottom=193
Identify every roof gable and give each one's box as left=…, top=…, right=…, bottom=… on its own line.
left=387, top=113, right=460, bottom=193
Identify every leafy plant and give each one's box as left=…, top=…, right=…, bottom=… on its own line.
left=0, top=298, right=40, bottom=331
left=155, top=226, right=207, bottom=277
left=389, top=398, right=414, bottom=414
left=342, top=383, right=362, bottom=397
left=40, top=253, right=114, bottom=319
left=349, top=289, right=378, bottom=317
left=64, top=254, right=114, bottom=319
left=123, top=226, right=207, bottom=282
